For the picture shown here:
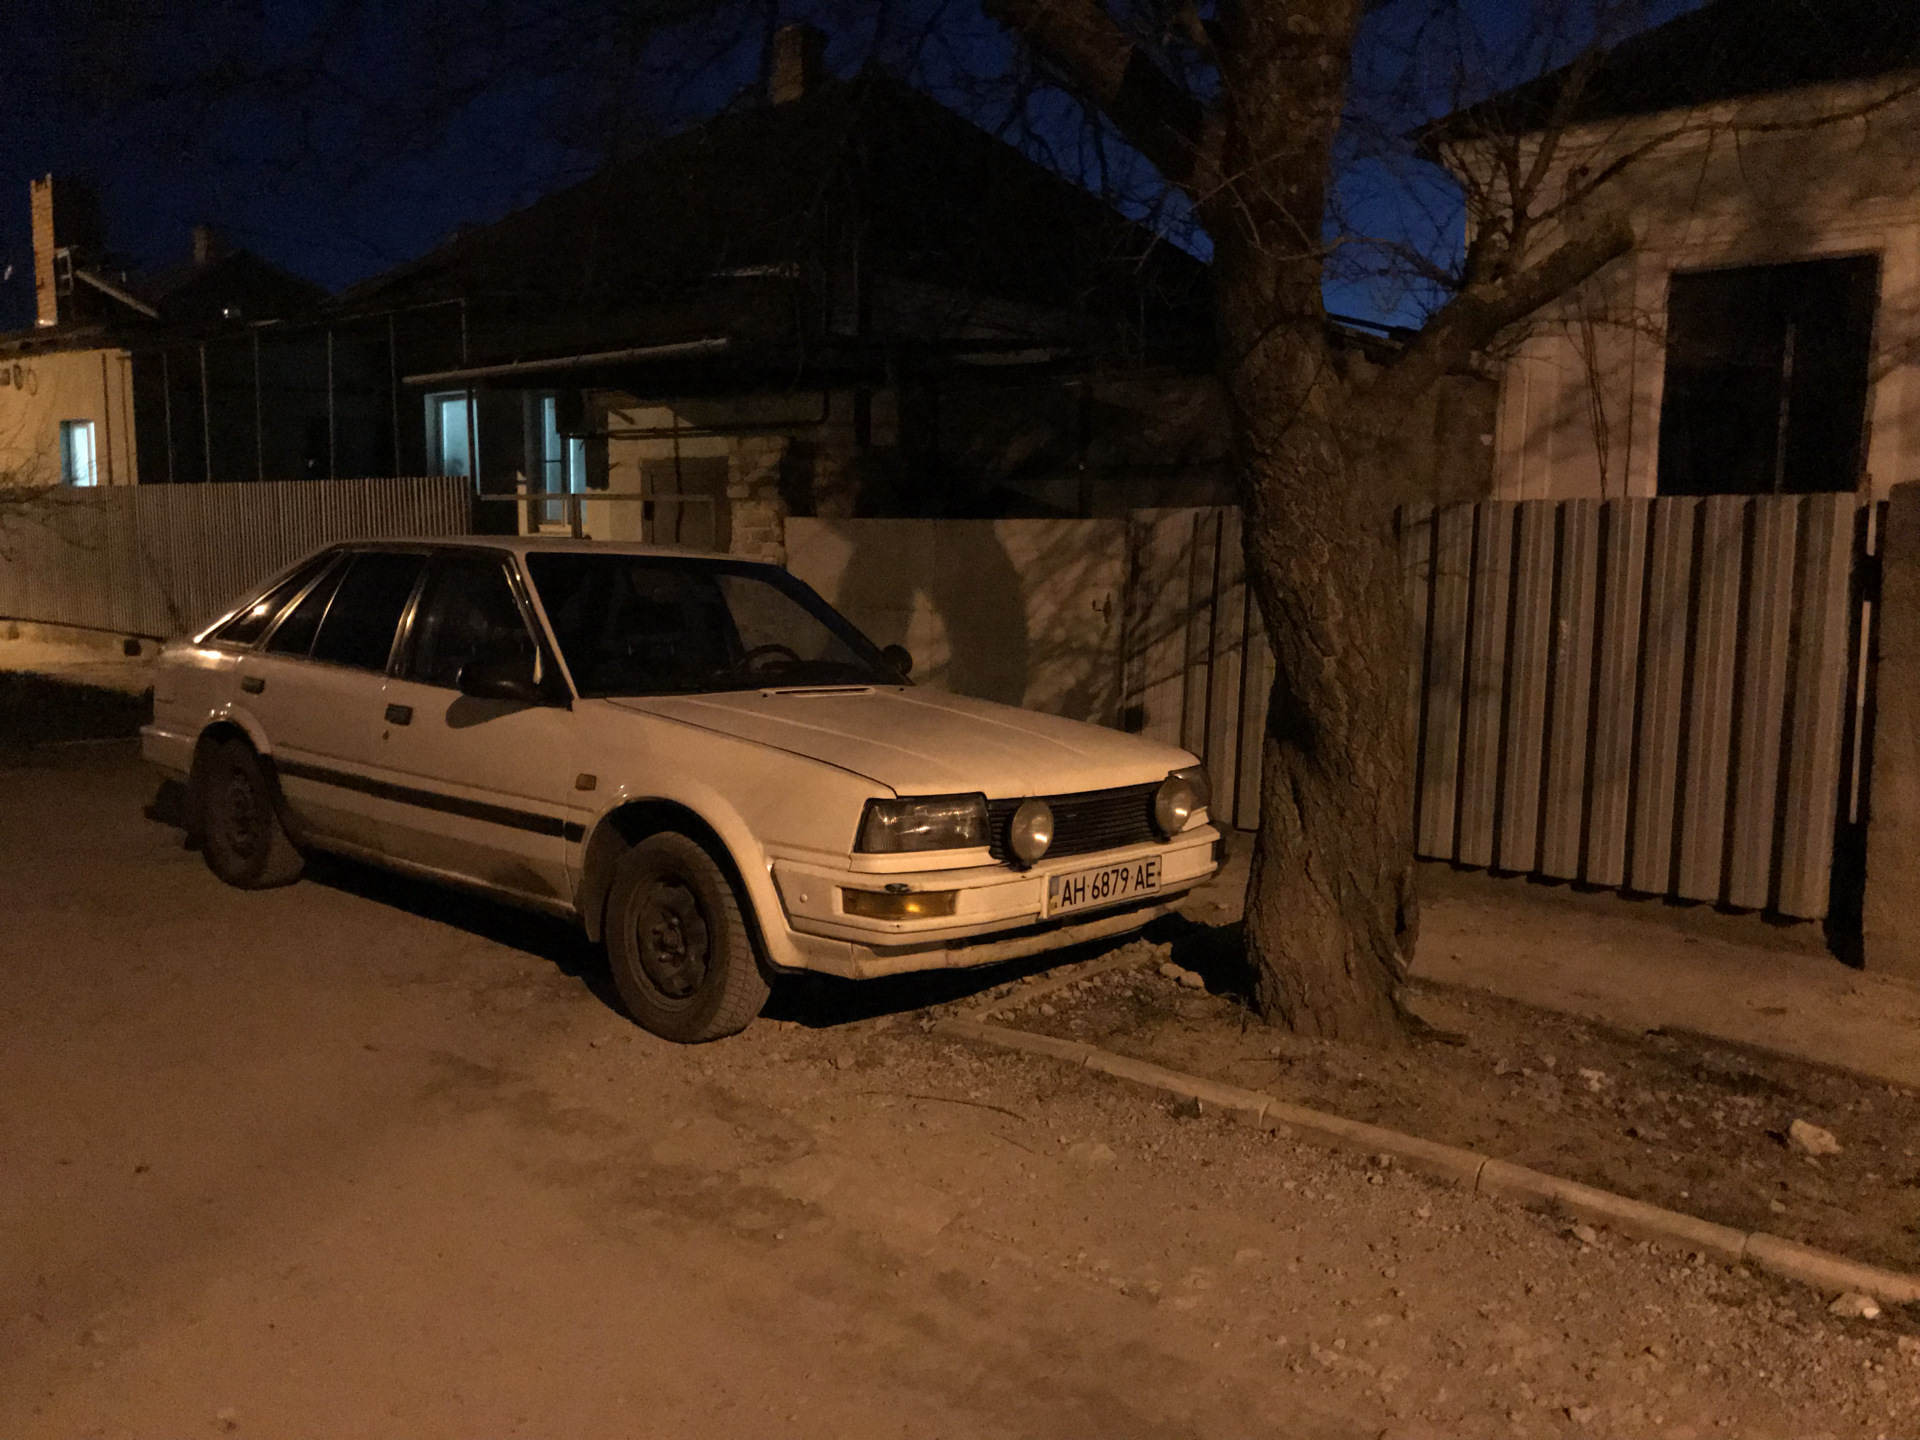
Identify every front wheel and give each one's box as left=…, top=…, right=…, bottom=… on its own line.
left=604, top=833, right=769, bottom=1043
left=198, top=739, right=305, bottom=889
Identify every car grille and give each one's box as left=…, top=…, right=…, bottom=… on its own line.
left=987, top=782, right=1160, bottom=864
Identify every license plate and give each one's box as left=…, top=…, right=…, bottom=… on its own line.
left=1047, top=856, right=1161, bottom=917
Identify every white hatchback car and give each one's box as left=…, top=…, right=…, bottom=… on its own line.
left=142, top=539, right=1221, bottom=1041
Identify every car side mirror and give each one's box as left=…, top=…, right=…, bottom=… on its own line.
left=458, top=649, right=543, bottom=704
left=881, top=644, right=913, bottom=680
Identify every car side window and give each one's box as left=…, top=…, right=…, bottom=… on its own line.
left=211, top=553, right=337, bottom=646
left=264, top=558, right=348, bottom=656
left=401, top=554, right=535, bottom=690
left=308, top=552, right=428, bottom=672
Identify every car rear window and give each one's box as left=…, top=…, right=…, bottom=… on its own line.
left=309, top=552, right=428, bottom=672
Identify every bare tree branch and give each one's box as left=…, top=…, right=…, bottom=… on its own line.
left=1371, top=207, right=1634, bottom=413
left=978, top=0, right=1219, bottom=196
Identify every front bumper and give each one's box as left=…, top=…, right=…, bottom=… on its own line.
left=767, top=827, right=1219, bottom=979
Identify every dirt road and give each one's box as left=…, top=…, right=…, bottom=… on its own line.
left=4, top=743, right=1914, bottom=1438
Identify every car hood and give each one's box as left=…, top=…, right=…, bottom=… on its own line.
left=604, top=687, right=1196, bottom=796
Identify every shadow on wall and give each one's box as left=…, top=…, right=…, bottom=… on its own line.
left=824, top=518, right=1030, bottom=705
left=789, top=518, right=1130, bottom=724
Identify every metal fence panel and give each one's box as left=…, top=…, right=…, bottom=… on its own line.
left=0, top=477, right=471, bottom=639
left=1540, top=501, right=1601, bottom=880
left=1402, top=493, right=1867, bottom=920
left=1584, top=499, right=1650, bottom=887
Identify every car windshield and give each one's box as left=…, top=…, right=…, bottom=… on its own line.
left=525, top=552, right=897, bottom=698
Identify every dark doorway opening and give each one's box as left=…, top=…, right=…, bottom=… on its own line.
left=1656, top=255, right=1878, bottom=496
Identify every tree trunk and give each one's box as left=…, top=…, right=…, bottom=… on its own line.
left=1188, top=0, right=1417, bottom=1046
left=1210, top=282, right=1420, bottom=1045
left=1236, top=403, right=1420, bottom=1045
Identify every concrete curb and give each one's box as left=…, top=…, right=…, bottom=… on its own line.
left=932, top=1016, right=1920, bottom=1306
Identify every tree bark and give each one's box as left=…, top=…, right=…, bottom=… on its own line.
left=1235, top=407, right=1419, bottom=1045
left=1216, top=310, right=1419, bottom=1045
left=1199, top=0, right=1417, bottom=1044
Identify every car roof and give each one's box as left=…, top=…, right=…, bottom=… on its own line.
left=332, top=536, right=750, bottom=563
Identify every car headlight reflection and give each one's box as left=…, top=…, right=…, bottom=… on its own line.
left=856, top=794, right=989, bottom=853
left=1154, top=765, right=1211, bottom=838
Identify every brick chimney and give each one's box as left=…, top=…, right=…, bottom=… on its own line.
left=31, top=176, right=59, bottom=327
left=192, top=223, right=224, bottom=266
left=29, top=176, right=102, bottom=328
left=769, top=23, right=825, bottom=105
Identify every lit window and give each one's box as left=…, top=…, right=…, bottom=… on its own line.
left=59, top=420, right=98, bottom=487
left=426, top=391, right=473, bottom=478
left=537, top=394, right=588, bottom=525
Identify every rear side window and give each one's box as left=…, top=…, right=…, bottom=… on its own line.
left=265, top=560, right=347, bottom=656
left=309, top=552, right=428, bottom=672
left=210, top=554, right=336, bottom=646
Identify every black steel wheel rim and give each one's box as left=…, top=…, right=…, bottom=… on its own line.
left=217, top=769, right=265, bottom=861
left=635, top=880, right=710, bottom=1001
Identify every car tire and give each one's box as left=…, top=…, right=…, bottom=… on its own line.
left=605, top=832, right=769, bottom=1043
left=198, top=739, right=306, bottom=890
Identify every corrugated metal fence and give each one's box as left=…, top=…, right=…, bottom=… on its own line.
left=0, top=477, right=472, bottom=640
left=1405, top=494, right=1871, bottom=919
left=1122, top=498, right=1874, bottom=919
left=1121, top=508, right=1273, bottom=830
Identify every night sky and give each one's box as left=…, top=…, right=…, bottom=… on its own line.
left=0, top=0, right=1702, bottom=337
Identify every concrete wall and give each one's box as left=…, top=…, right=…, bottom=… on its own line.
left=1471, top=77, right=1920, bottom=501
left=787, top=517, right=1127, bottom=725
left=0, top=346, right=138, bottom=486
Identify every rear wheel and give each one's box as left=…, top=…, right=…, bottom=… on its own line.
left=198, top=739, right=305, bottom=889
left=605, top=832, right=768, bottom=1043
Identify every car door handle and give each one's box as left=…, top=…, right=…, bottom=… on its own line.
left=385, top=704, right=413, bottom=726
left=240, top=675, right=265, bottom=694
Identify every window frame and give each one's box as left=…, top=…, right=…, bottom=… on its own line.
left=260, top=554, right=352, bottom=660
left=59, top=419, right=98, bottom=487
left=425, top=390, right=475, bottom=480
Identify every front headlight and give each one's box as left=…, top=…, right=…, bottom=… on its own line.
left=1153, top=765, right=1211, bottom=838
left=1007, top=797, right=1054, bottom=866
left=856, top=793, right=989, bottom=853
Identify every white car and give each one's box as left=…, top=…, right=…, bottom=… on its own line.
left=142, top=538, right=1221, bottom=1041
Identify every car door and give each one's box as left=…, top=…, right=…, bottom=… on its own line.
left=239, top=548, right=430, bottom=853
left=375, top=549, right=577, bottom=904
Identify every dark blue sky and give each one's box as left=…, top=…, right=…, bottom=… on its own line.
left=0, top=0, right=1700, bottom=336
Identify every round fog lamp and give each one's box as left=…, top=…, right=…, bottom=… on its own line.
left=1008, top=798, right=1054, bottom=866
left=1153, top=776, right=1199, bottom=838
